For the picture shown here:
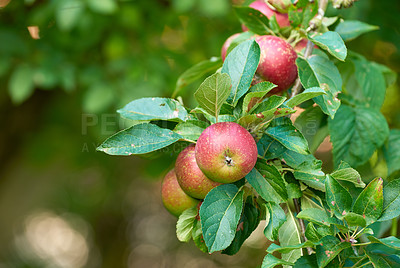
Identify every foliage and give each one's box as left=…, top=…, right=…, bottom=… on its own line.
left=96, top=0, right=400, bottom=267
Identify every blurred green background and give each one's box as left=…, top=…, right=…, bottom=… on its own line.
left=0, top=0, right=399, bottom=267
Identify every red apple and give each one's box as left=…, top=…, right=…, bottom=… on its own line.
left=161, top=169, right=199, bottom=217
left=175, top=145, right=222, bottom=199
left=294, top=38, right=308, bottom=53
left=195, top=122, right=258, bottom=183
left=242, top=0, right=290, bottom=31
left=221, top=33, right=241, bottom=61
left=255, top=35, right=298, bottom=93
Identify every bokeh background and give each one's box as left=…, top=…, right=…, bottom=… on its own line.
left=0, top=0, right=399, bottom=267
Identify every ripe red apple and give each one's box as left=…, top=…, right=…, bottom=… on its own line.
left=195, top=122, right=258, bottom=183
left=255, top=35, right=298, bottom=93
left=161, top=169, right=199, bottom=217
left=242, top=0, right=290, bottom=31
left=175, top=145, right=222, bottom=199
left=221, top=33, right=241, bottom=61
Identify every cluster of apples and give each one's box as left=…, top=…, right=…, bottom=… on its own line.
left=161, top=122, right=258, bottom=216
left=223, top=0, right=303, bottom=94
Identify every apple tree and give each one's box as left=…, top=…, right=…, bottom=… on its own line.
left=98, top=0, right=400, bottom=266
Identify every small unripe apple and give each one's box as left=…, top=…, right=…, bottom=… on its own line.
left=267, top=0, right=292, bottom=13
left=175, top=145, right=222, bottom=199
left=242, top=0, right=290, bottom=31
left=161, top=169, right=199, bottom=217
left=195, top=122, right=258, bottom=183
left=255, top=35, right=298, bottom=93
left=221, top=33, right=241, bottom=61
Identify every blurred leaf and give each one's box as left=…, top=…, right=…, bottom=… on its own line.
left=173, top=120, right=209, bottom=141
left=221, top=40, right=260, bottom=105
left=8, top=64, right=34, bottom=104
left=173, top=57, right=222, bottom=98
left=261, top=254, right=294, bottom=268
left=56, top=0, right=84, bottom=31
left=325, top=175, right=352, bottom=218
left=176, top=206, right=198, bottom=242
left=384, top=130, right=400, bottom=177
left=118, top=98, right=190, bottom=122
left=353, top=178, right=383, bottom=226
left=200, top=184, right=244, bottom=253
left=264, top=202, right=286, bottom=241
left=194, top=72, right=231, bottom=119
left=308, top=31, right=347, bottom=61
left=223, top=197, right=259, bottom=255
left=328, top=105, right=389, bottom=167
left=294, top=255, right=318, bottom=267
left=97, top=123, right=183, bottom=155
left=192, top=220, right=208, bottom=253
left=285, top=87, right=326, bottom=108
left=234, top=6, right=271, bottom=35
left=265, top=117, right=310, bottom=155
left=83, top=83, right=114, bottom=113
left=87, top=0, right=117, bottom=14
left=379, top=178, right=400, bottom=221
left=335, top=20, right=378, bottom=42
left=267, top=241, right=315, bottom=254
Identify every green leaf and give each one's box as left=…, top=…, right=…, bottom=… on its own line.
left=194, top=72, right=231, bottom=120
left=233, top=6, right=271, bottom=36
left=173, top=57, right=222, bottom=98
left=56, top=0, right=84, bottom=31
left=305, top=222, right=322, bottom=243
left=330, top=161, right=365, bottom=188
left=200, top=184, right=244, bottom=253
left=261, top=254, right=294, bottom=268
left=384, top=130, right=400, bottom=177
left=335, top=20, right=378, bottom=42
left=256, top=162, right=288, bottom=201
left=264, top=202, right=286, bottom=241
left=237, top=106, right=294, bottom=130
left=315, top=236, right=351, bottom=268
left=379, top=178, right=400, bottom=221
left=192, top=219, right=208, bottom=253
left=295, top=57, right=319, bottom=88
left=83, top=83, right=114, bottom=113
left=279, top=207, right=303, bottom=264
left=8, top=64, right=34, bottom=104
left=223, top=197, right=260, bottom=255
left=343, top=212, right=366, bottom=228
left=267, top=241, right=315, bottom=254
left=294, top=255, right=318, bottom=267
left=367, top=236, right=400, bottom=250
left=285, top=87, right=326, bottom=108
left=97, top=123, right=183, bottom=155
left=366, top=251, right=394, bottom=268
left=246, top=168, right=283, bottom=204
left=253, top=95, right=287, bottom=114
left=118, top=98, right=190, bottom=122
left=176, top=207, right=198, bottom=242
left=353, top=178, right=383, bottom=226
left=173, top=120, right=209, bottom=141
left=297, top=208, right=330, bottom=226
left=222, top=40, right=260, bottom=105
left=265, top=117, right=310, bottom=155
left=242, top=81, right=277, bottom=114
left=307, top=55, right=342, bottom=119
left=325, top=175, right=352, bottom=218
left=287, top=183, right=302, bottom=199
left=328, top=105, right=389, bottom=167
left=308, top=31, right=347, bottom=61
left=87, top=0, right=117, bottom=14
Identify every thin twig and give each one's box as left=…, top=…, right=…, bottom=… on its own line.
left=293, top=198, right=313, bottom=255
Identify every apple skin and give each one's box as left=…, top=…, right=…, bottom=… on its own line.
left=195, top=122, right=258, bottom=183
left=175, top=145, right=222, bottom=199
left=161, top=169, right=199, bottom=217
left=242, top=0, right=290, bottom=31
left=221, top=33, right=241, bottom=61
left=255, top=35, right=298, bottom=93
